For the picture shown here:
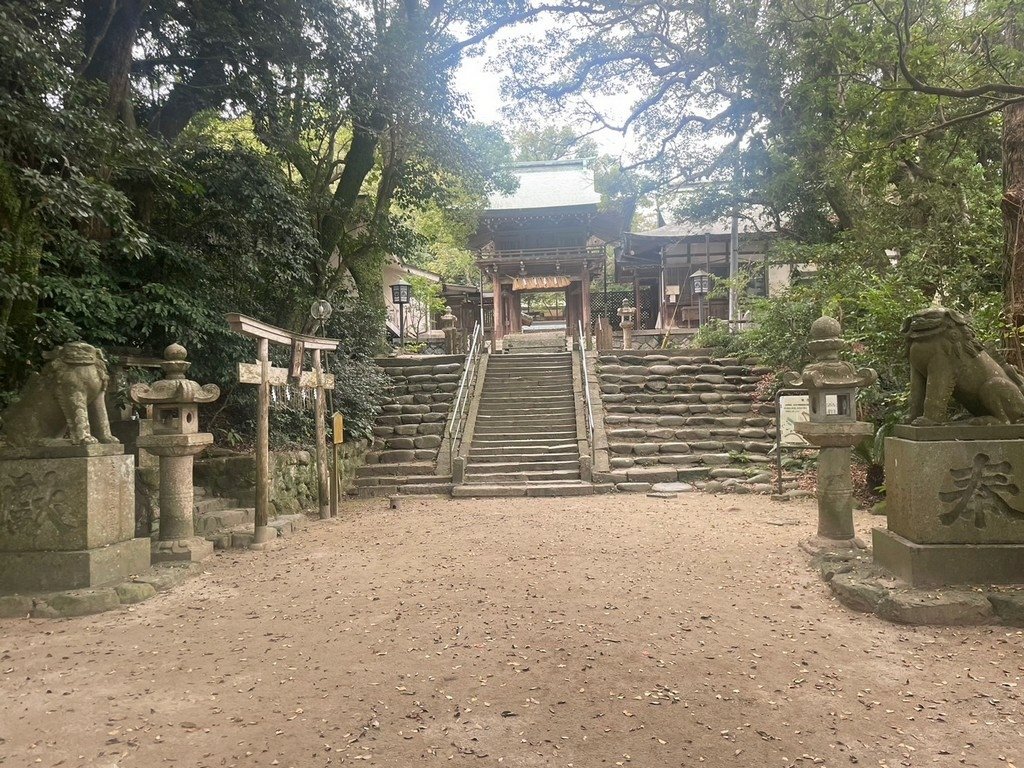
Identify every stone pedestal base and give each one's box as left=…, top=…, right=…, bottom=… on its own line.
left=0, top=537, right=151, bottom=593
left=799, top=535, right=866, bottom=556
left=151, top=536, right=214, bottom=564
left=874, top=528, right=1024, bottom=587
left=0, top=447, right=148, bottom=593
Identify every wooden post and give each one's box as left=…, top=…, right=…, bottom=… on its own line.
left=331, top=411, right=343, bottom=518
left=632, top=275, right=638, bottom=324
left=312, top=349, right=330, bottom=519
left=331, top=443, right=340, bottom=517
left=493, top=275, right=504, bottom=348
left=581, top=264, right=591, bottom=349
left=254, top=337, right=272, bottom=544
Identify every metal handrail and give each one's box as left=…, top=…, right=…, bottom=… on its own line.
left=447, top=322, right=483, bottom=462
left=577, top=320, right=595, bottom=449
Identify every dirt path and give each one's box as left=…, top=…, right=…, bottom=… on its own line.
left=1, top=494, right=1021, bottom=768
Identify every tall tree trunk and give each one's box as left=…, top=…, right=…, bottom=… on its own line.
left=80, top=0, right=149, bottom=126
left=1004, top=3, right=1024, bottom=368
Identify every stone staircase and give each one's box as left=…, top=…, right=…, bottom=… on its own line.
left=353, top=355, right=465, bottom=497
left=190, top=487, right=309, bottom=549
left=592, top=351, right=780, bottom=493
left=454, top=352, right=598, bottom=497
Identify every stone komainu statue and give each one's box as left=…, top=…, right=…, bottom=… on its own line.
left=0, top=342, right=120, bottom=448
left=903, top=307, right=1024, bottom=425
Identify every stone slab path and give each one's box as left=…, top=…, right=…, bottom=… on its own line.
left=1, top=495, right=1021, bottom=767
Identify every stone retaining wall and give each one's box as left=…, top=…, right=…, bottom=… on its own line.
left=365, top=355, right=465, bottom=466
left=194, top=445, right=367, bottom=514
left=593, top=351, right=778, bottom=492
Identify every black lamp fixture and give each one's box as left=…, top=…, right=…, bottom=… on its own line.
left=391, top=279, right=412, bottom=350
left=690, top=269, right=710, bottom=327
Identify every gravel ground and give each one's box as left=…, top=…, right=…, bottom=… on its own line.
left=1, top=493, right=1022, bottom=768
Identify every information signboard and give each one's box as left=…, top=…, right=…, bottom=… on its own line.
left=778, top=394, right=811, bottom=447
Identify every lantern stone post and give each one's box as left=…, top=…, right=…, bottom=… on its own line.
left=617, top=299, right=636, bottom=350
left=131, top=344, right=220, bottom=563
left=440, top=305, right=459, bottom=354
left=783, top=317, right=877, bottom=551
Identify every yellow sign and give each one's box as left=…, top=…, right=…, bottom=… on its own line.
left=333, top=412, right=344, bottom=444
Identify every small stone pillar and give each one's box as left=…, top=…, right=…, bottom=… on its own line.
left=618, top=300, right=636, bottom=350
left=131, top=344, right=220, bottom=563
left=783, top=317, right=877, bottom=551
left=440, top=305, right=459, bottom=354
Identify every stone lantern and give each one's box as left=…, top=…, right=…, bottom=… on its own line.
left=617, top=299, right=637, bottom=350
left=439, top=305, right=459, bottom=354
left=783, top=316, right=877, bottom=550
left=130, top=344, right=220, bottom=563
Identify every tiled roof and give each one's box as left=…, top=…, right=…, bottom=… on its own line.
left=486, top=159, right=602, bottom=211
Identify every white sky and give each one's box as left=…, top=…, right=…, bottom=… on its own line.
left=453, top=24, right=631, bottom=158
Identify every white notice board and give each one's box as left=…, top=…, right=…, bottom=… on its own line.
left=778, top=394, right=811, bottom=447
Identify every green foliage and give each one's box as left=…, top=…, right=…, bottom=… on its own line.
left=1, top=0, right=529, bottom=449
left=0, top=2, right=154, bottom=394
left=692, top=319, right=740, bottom=353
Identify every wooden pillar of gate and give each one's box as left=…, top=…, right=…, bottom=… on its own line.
left=493, top=275, right=505, bottom=348
left=312, top=349, right=330, bottom=520
left=580, top=263, right=592, bottom=350
left=255, top=337, right=272, bottom=543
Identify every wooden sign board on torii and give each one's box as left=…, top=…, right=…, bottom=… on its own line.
left=225, top=313, right=341, bottom=545
left=236, top=363, right=335, bottom=389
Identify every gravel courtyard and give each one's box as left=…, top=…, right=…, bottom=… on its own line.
left=1, top=493, right=1021, bottom=768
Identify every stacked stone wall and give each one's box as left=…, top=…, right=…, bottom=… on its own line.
left=366, top=355, right=464, bottom=466
left=193, top=447, right=370, bottom=513
left=594, top=352, right=778, bottom=492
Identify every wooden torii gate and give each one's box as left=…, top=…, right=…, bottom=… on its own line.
left=226, top=313, right=339, bottom=546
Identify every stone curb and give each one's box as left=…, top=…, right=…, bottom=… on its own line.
left=810, top=551, right=1024, bottom=627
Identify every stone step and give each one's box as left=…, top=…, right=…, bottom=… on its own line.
left=473, top=417, right=576, bottom=427
left=485, top=372, right=571, bottom=378
left=452, top=481, right=604, bottom=498
left=475, top=413, right=576, bottom=422
left=486, top=361, right=571, bottom=368
left=490, top=352, right=570, bottom=359
left=487, top=371, right=571, bottom=376
left=473, top=399, right=573, bottom=411
left=470, top=446, right=579, bottom=459
left=206, top=513, right=309, bottom=549
left=477, top=387, right=573, bottom=393
left=355, top=482, right=454, bottom=497
left=195, top=507, right=255, bottom=536
left=472, top=430, right=576, bottom=440
left=464, top=468, right=581, bottom=483
left=467, top=458, right=580, bottom=473
left=356, top=473, right=447, bottom=487
left=194, top=496, right=237, bottom=516
left=475, top=409, right=576, bottom=419
left=357, top=461, right=436, bottom=478
left=470, top=434, right=578, bottom=445
left=483, top=380, right=571, bottom=388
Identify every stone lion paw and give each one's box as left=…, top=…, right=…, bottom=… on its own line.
left=911, top=416, right=937, bottom=427
left=79, top=435, right=99, bottom=445
left=99, top=435, right=122, bottom=444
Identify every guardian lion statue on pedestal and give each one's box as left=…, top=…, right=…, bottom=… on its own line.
left=903, top=307, right=1024, bottom=425
left=0, top=342, right=121, bottom=448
